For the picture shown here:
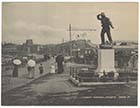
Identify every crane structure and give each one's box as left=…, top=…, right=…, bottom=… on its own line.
left=68, top=24, right=96, bottom=56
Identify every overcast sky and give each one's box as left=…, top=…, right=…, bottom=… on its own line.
left=2, top=2, right=138, bottom=44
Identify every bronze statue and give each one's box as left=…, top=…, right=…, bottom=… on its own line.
left=97, top=12, right=114, bottom=45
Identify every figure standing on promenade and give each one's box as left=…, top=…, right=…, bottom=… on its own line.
left=50, top=56, right=56, bottom=74
left=56, top=54, right=64, bottom=74
left=27, top=59, right=36, bottom=78
left=12, top=59, right=21, bottom=77
left=13, top=64, right=18, bottom=77
left=39, top=64, right=44, bottom=74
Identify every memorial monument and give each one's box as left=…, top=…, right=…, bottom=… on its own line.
left=95, top=12, right=119, bottom=79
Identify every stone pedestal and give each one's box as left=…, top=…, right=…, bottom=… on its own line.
left=95, top=48, right=118, bottom=77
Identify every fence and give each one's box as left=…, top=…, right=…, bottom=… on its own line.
left=70, top=66, right=137, bottom=83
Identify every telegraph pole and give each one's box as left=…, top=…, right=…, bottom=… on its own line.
left=69, top=24, right=72, bottom=42
left=69, top=24, right=72, bottom=56
left=68, top=24, right=96, bottom=56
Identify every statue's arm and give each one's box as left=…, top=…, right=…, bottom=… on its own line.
left=108, top=19, right=114, bottom=29
left=110, top=22, right=114, bottom=29
left=97, top=14, right=102, bottom=20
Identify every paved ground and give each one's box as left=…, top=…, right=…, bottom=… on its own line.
left=2, top=64, right=137, bottom=106
left=2, top=60, right=52, bottom=93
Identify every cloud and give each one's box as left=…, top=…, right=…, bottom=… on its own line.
left=3, top=20, right=67, bottom=44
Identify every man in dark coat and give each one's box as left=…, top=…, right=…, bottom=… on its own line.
left=97, top=12, right=114, bottom=44
left=56, top=54, right=64, bottom=74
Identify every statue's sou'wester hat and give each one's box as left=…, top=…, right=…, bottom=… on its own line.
left=101, top=12, right=105, bottom=16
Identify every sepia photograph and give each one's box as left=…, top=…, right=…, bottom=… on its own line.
left=1, top=2, right=138, bottom=106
